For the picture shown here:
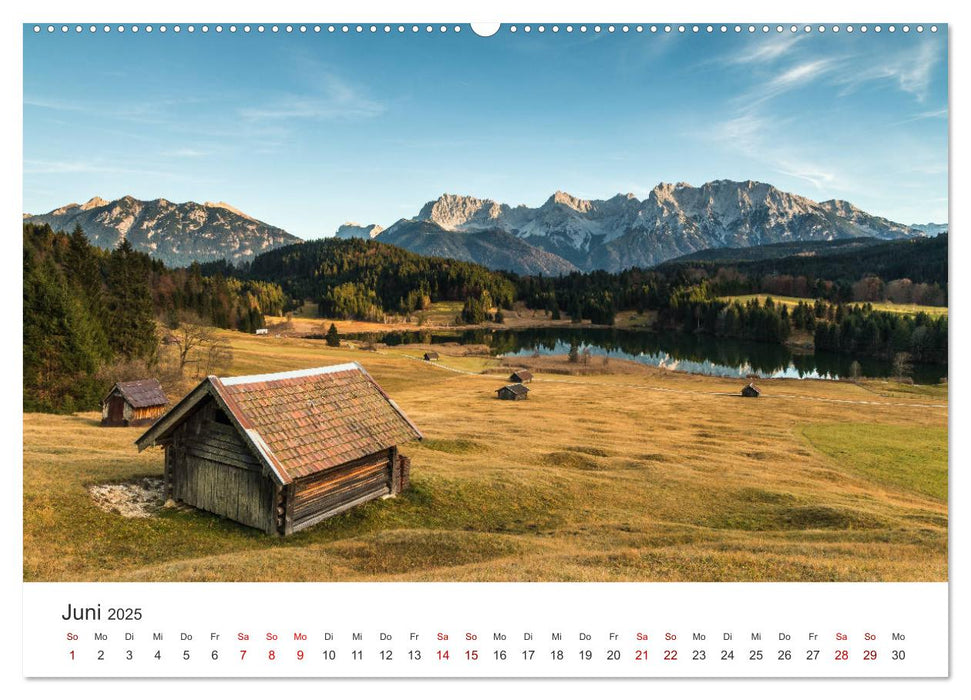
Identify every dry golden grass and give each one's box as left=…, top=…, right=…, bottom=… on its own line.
left=263, top=301, right=610, bottom=337
left=23, top=331, right=947, bottom=582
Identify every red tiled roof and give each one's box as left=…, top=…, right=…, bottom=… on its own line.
left=136, top=363, right=422, bottom=484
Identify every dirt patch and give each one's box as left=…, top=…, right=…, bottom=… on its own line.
left=89, top=478, right=164, bottom=518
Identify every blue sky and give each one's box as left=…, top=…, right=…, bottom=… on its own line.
left=24, top=25, right=948, bottom=238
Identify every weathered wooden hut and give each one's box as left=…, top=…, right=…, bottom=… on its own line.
left=496, top=384, right=529, bottom=401
left=741, top=383, right=761, bottom=398
left=509, top=370, right=533, bottom=383
left=423, top=351, right=439, bottom=361
left=135, top=363, right=422, bottom=535
left=101, top=379, right=168, bottom=427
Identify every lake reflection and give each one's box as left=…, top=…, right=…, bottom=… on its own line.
left=345, top=326, right=947, bottom=384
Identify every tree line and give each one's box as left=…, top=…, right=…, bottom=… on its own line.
left=24, top=223, right=286, bottom=412
left=215, top=238, right=517, bottom=322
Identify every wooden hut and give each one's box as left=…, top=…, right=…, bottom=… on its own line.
left=423, top=351, right=440, bottom=361
left=101, top=379, right=168, bottom=427
left=741, top=382, right=761, bottom=398
left=496, top=384, right=529, bottom=401
left=135, top=363, right=422, bottom=535
left=509, top=370, right=533, bottom=383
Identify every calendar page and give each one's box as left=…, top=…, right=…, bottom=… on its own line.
left=17, top=0, right=955, bottom=691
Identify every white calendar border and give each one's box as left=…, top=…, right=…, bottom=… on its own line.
left=3, top=0, right=964, bottom=696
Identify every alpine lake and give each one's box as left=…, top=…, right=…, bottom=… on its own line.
left=345, top=326, right=947, bottom=385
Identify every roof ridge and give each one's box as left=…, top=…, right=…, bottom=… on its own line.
left=218, top=362, right=361, bottom=386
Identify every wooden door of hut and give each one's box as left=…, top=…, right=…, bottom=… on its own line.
left=107, top=395, right=125, bottom=424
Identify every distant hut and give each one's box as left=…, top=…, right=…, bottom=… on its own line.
left=509, top=369, right=533, bottom=383
left=255, top=328, right=269, bottom=336
left=161, top=334, right=179, bottom=346
left=741, top=383, right=761, bottom=398
left=135, top=363, right=422, bottom=536
left=423, top=351, right=440, bottom=361
left=496, top=384, right=529, bottom=401
left=101, top=379, right=168, bottom=427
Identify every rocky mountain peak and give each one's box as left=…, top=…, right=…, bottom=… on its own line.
left=418, top=193, right=504, bottom=230
left=335, top=222, right=384, bottom=240
left=204, top=201, right=256, bottom=221
left=81, top=196, right=108, bottom=210
left=25, top=196, right=300, bottom=267
left=546, top=191, right=594, bottom=213
left=378, top=179, right=922, bottom=272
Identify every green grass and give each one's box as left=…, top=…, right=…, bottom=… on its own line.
left=722, top=294, right=948, bottom=317
left=801, top=423, right=948, bottom=501
left=858, top=380, right=949, bottom=400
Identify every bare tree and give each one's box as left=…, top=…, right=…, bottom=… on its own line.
left=169, top=312, right=222, bottom=377
left=892, top=352, right=913, bottom=382
left=203, top=339, right=234, bottom=377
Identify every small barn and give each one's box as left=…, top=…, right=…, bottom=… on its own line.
left=423, top=351, right=439, bottom=361
left=101, top=379, right=168, bottom=427
left=741, top=383, right=761, bottom=398
left=135, top=363, right=422, bottom=535
left=496, top=383, right=529, bottom=401
left=509, top=370, right=533, bottom=383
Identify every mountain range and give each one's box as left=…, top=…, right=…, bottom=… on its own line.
left=25, top=181, right=944, bottom=273
left=24, top=196, right=300, bottom=267
left=368, top=180, right=931, bottom=273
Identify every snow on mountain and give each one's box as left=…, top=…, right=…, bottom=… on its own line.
left=25, top=196, right=301, bottom=267
left=393, top=180, right=923, bottom=272
left=334, top=222, right=385, bottom=240
left=909, top=222, right=948, bottom=235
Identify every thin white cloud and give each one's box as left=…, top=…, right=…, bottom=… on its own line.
left=730, top=35, right=806, bottom=65
left=834, top=42, right=940, bottom=101
left=239, top=73, right=384, bottom=121
left=707, top=112, right=843, bottom=194
left=24, top=159, right=175, bottom=177
left=763, top=59, right=834, bottom=97
left=730, top=58, right=835, bottom=109
left=711, top=111, right=776, bottom=150
left=24, top=96, right=86, bottom=112
left=892, top=107, right=948, bottom=125
left=162, top=148, right=211, bottom=158
left=775, top=162, right=838, bottom=190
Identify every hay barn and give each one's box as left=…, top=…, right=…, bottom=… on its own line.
left=741, top=383, right=761, bottom=398
left=509, top=370, right=533, bottom=383
left=496, top=383, right=529, bottom=401
left=101, top=379, right=168, bottom=427
left=423, top=351, right=439, bottom=361
left=135, top=363, right=422, bottom=535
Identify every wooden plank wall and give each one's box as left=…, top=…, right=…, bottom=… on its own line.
left=290, top=449, right=392, bottom=532
left=167, top=397, right=277, bottom=534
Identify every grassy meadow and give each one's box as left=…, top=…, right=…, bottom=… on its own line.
left=721, top=294, right=948, bottom=317
left=23, top=331, right=948, bottom=582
